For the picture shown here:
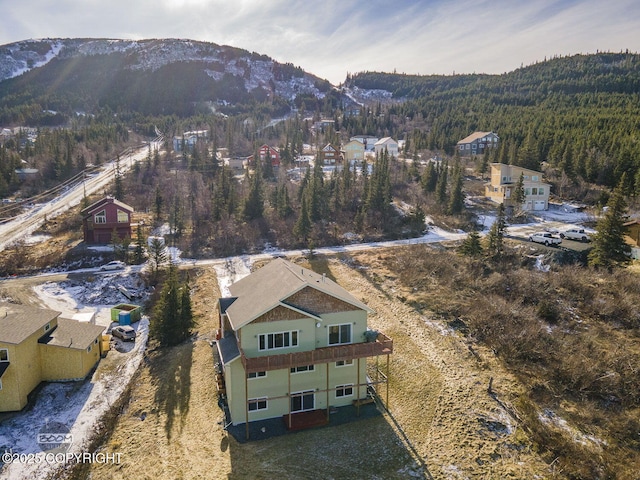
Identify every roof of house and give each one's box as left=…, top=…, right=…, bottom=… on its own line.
left=624, top=219, right=640, bottom=227
left=322, top=143, right=339, bottom=152
left=0, top=304, right=61, bottom=345
left=217, top=332, right=241, bottom=365
left=457, top=131, right=497, bottom=144
left=224, top=258, right=373, bottom=331
left=80, top=196, right=134, bottom=216
left=260, top=144, right=279, bottom=152
left=375, top=137, right=397, bottom=146
left=39, top=318, right=105, bottom=350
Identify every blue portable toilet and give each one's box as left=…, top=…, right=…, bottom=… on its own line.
left=118, top=310, right=131, bottom=325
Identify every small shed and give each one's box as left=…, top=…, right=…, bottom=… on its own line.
left=110, top=303, right=142, bottom=324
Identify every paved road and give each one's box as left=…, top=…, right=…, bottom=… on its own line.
left=0, top=141, right=160, bottom=252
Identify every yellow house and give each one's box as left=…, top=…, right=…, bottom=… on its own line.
left=485, top=163, right=551, bottom=211
left=0, top=304, right=105, bottom=412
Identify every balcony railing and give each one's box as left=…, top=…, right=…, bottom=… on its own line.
left=241, top=332, right=393, bottom=374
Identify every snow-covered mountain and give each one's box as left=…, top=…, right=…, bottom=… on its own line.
left=0, top=38, right=354, bottom=118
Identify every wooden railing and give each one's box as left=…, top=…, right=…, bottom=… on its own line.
left=241, top=332, right=393, bottom=374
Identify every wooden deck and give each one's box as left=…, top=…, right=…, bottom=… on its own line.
left=242, top=332, right=393, bottom=374
left=283, top=409, right=329, bottom=431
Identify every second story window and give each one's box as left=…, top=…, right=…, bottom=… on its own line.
left=329, top=324, right=352, bottom=345
left=0, top=349, right=8, bottom=362
left=291, top=365, right=314, bottom=374
left=117, top=210, right=129, bottom=223
left=259, top=331, right=298, bottom=351
left=94, top=210, right=106, bottom=224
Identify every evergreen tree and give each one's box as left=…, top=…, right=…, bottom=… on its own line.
left=486, top=203, right=506, bottom=258
left=588, top=180, right=631, bottom=269
left=149, top=237, right=167, bottom=283
left=151, top=263, right=181, bottom=347
left=276, top=184, right=293, bottom=218
left=262, top=149, right=274, bottom=179
left=513, top=172, right=526, bottom=210
left=170, top=196, right=184, bottom=237
left=154, top=187, right=163, bottom=222
left=459, top=231, right=483, bottom=257
left=243, top=161, right=264, bottom=220
left=478, top=148, right=490, bottom=178
left=134, top=223, right=145, bottom=264
left=294, top=195, right=312, bottom=242
left=178, top=279, right=194, bottom=343
left=448, top=161, right=464, bottom=215
left=421, top=161, right=437, bottom=194
left=435, top=160, right=448, bottom=205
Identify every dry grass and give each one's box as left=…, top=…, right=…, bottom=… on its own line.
left=369, top=244, right=640, bottom=479
left=75, top=254, right=556, bottom=480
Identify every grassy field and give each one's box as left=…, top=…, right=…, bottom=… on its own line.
left=76, top=252, right=555, bottom=480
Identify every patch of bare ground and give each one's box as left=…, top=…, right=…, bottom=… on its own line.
left=316, top=254, right=552, bottom=479
left=79, top=265, right=420, bottom=480
left=80, top=253, right=555, bottom=480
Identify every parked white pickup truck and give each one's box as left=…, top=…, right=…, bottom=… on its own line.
left=529, top=232, right=562, bottom=246
left=560, top=228, right=591, bottom=242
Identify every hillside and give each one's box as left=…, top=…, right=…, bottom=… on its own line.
left=346, top=53, right=640, bottom=191
left=0, top=38, right=341, bottom=122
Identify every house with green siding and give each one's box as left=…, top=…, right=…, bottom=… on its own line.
left=215, top=258, right=392, bottom=436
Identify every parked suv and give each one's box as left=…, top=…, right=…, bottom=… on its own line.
left=111, top=325, right=136, bottom=341
left=99, top=261, right=125, bottom=271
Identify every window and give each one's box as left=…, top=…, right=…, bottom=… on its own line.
left=290, top=390, right=314, bottom=413
left=465, top=144, right=470, bottom=150
left=329, top=324, right=352, bottom=345
left=538, top=188, right=544, bottom=195
left=248, top=397, right=268, bottom=411
left=0, top=379, right=2, bottom=390
left=291, top=365, right=314, bottom=374
left=336, top=360, right=353, bottom=367
left=94, top=210, right=106, bottom=224
left=44, top=323, right=50, bottom=333
left=532, top=188, right=538, bottom=195
left=87, top=345, right=92, bottom=353
left=259, top=331, right=298, bottom=351
left=336, top=384, right=354, bottom=398
left=0, top=349, right=8, bottom=362
left=525, top=188, right=531, bottom=196
left=248, top=371, right=266, bottom=379
left=532, top=175, right=539, bottom=181
left=117, top=210, right=129, bottom=223
left=94, top=338, right=98, bottom=345
left=471, top=143, right=477, bottom=149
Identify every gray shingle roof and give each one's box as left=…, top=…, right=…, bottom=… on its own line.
left=40, top=318, right=105, bottom=350
left=457, top=131, right=497, bottom=144
left=225, top=258, right=372, bottom=331
left=0, top=304, right=61, bottom=345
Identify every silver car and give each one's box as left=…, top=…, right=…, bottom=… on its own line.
left=111, top=325, right=136, bottom=341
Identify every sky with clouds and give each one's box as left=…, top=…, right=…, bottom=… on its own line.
left=1, top=0, right=639, bottom=84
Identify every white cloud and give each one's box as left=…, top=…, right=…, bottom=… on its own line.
left=0, top=0, right=639, bottom=84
